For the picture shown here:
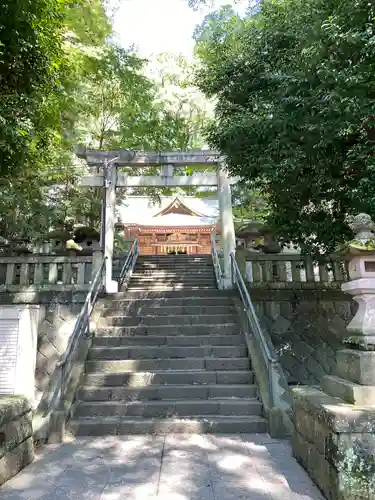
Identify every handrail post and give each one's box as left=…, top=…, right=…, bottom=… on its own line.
left=48, top=364, right=66, bottom=444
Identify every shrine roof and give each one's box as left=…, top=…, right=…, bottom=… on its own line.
left=134, top=213, right=215, bottom=227
left=118, top=196, right=219, bottom=225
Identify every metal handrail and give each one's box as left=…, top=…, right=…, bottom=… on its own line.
left=211, top=232, right=222, bottom=289
left=119, top=239, right=139, bottom=289
left=49, top=255, right=106, bottom=415
left=230, top=252, right=278, bottom=407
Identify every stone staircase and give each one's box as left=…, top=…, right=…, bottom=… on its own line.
left=69, top=255, right=267, bottom=435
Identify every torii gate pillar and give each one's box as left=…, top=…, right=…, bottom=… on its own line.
left=103, top=162, right=118, bottom=294
left=218, top=167, right=236, bottom=288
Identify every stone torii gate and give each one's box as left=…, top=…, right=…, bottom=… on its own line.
left=77, top=149, right=236, bottom=292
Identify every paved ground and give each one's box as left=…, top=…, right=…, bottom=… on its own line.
left=1, top=434, right=325, bottom=500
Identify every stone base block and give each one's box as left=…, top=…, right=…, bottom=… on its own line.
left=292, top=386, right=375, bottom=500
left=322, top=375, right=375, bottom=405
left=47, top=411, right=66, bottom=444
left=0, top=437, right=34, bottom=485
left=293, top=431, right=338, bottom=500
left=336, top=349, right=375, bottom=385
left=0, top=396, right=34, bottom=486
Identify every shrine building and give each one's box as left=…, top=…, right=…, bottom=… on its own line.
left=118, top=196, right=220, bottom=255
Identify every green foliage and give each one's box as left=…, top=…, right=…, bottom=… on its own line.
left=0, top=0, right=73, bottom=239
left=231, top=182, right=270, bottom=227
left=0, top=0, right=63, bottom=176
left=195, top=0, right=375, bottom=256
left=0, top=0, right=212, bottom=240
left=187, top=0, right=244, bottom=11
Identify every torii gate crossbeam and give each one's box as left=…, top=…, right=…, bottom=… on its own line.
left=78, top=149, right=236, bottom=292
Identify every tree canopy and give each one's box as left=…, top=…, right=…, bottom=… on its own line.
left=0, top=0, right=211, bottom=241
left=195, top=0, right=375, bottom=255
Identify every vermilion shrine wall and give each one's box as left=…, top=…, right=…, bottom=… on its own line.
left=123, top=226, right=218, bottom=255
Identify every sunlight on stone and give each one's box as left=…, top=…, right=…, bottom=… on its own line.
left=217, top=454, right=249, bottom=471
left=189, top=434, right=217, bottom=451
left=128, top=372, right=155, bottom=387
left=243, top=476, right=272, bottom=493
left=160, top=494, right=188, bottom=500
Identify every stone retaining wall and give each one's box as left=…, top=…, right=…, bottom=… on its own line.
left=0, top=396, right=34, bottom=486
left=251, top=288, right=357, bottom=385
left=293, top=386, right=375, bottom=500
left=35, top=302, right=82, bottom=407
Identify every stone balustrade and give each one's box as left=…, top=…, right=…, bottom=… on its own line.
left=241, top=251, right=349, bottom=288
left=233, top=249, right=354, bottom=387
left=0, top=396, right=34, bottom=486
left=0, top=256, right=94, bottom=292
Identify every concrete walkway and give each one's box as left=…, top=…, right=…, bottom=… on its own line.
left=1, top=434, right=325, bottom=500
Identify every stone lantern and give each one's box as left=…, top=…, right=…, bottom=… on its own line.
left=73, top=226, right=100, bottom=255
left=321, top=212, right=375, bottom=403
left=341, top=213, right=375, bottom=350
left=235, top=222, right=282, bottom=253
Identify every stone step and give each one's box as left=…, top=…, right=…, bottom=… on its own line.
left=134, top=264, right=214, bottom=270
left=102, top=305, right=235, bottom=317
left=72, top=399, right=263, bottom=418
left=99, top=314, right=237, bottom=327
left=127, top=281, right=217, bottom=288
left=130, top=274, right=215, bottom=280
left=85, top=357, right=250, bottom=373
left=77, top=384, right=257, bottom=401
left=112, top=290, right=235, bottom=299
left=104, top=297, right=234, bottom=309
left=93, top=334, right=245, bottom=347
left=95, top=323, right=239, bottom=337
left=134, top=268, right=214, bottom=272
left=137, top=256, right=212, bottom=261
left=82, top=370, right=254, bottom=386
left=114, top=274, right=216, bottom=281
left=125, top=276, right=216, bottom=289
left=135, top=261, right=213, bottom=266
left=136, top=261, right=213, bottom=265
left=137, top=256, right=212, bottom=260
left=126, top=285, right=217, bottom=292
left=87, top=345, right=248, bottom=360
left=130, top=271, right=215, bottom=276
left=131, top=269, right=215, bottom=276
left=69, top=415, right=267, bottom=436
left=128, top=278, right=216, bottom=285
left=131, top=267, right=214, bottom=274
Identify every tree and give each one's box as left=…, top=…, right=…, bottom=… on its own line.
left=0, top=0, right=71, bottom=239
left=0, top=1, right=216, bottom=240
left=0, top=0, right=118, bottom=239
left=187, top=0, right=244, bottom=11
left=195, top=0, right=375, bottom=256
left=231, top=182, right=270, bottom=227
